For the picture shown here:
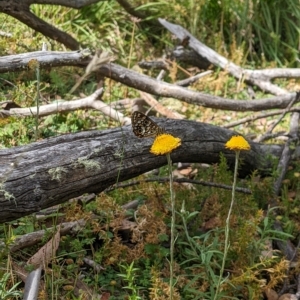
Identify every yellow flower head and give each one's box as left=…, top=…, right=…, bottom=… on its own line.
left=150, top=134, right=181, bottom=155
left=225, top=135, right=251, bottom=151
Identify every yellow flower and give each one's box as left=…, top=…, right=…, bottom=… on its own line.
left=225, top=135, right=251, bottom=151
left=150, top=134, right=181, bottom=155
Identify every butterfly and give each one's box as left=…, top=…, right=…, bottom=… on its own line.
left=131, top=111, right=164, bottom=138
left=180, top=36, right=190, bottom=47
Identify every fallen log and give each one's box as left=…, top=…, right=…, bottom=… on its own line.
left=0, top=118, right=289, bottom=223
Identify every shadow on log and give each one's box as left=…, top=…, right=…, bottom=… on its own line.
left=0, top=118, right=285, bottom=223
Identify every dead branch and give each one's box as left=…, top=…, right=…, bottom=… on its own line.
left=107, top=177, right=252, bottom=194
left=0, top=88, right=131, bottom=124
left=175, top=71, right=213, bottom=87
left=267, top=111, right=300, bottom=262
left=273, top=113, right=300, bottom=196
left=139, top=91, right=184, bottom=119
left=98, top=63, right=299, bottom=111
left=8, top=220, right=86, bottom=252
left=115, top=0, right=161, bottom=29
left=243, top=68, right=300, bottom=81
left=255, top=93, right=300, bottom=142
left=0, top=50, right=91, bottom=73
left=224, top=107, right=300, bottom=129
left=1, top=50, right=299, bottom=112
left=158, top=18, right=288, bottom=95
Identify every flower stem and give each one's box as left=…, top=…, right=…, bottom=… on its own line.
left=166, top=153, right=175, bottom=300
left=214, top=150, right=240, bottom=299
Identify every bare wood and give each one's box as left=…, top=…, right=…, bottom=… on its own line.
left=1, top=88, right=131, bottom=125
left=98, top=63, right=299, bottom=111
left=175, top=71, right=213, bottom=87
left=243, top=68, right=300, bottom=81
left=158, top=18, right=287, bottom=95
left=273, top=112, right=300, bottom=196
left=224, top=107, right=300, bottom=128
left=139, top=92, right=184, bottom=119
left=0, top=50, right=299, bottom=112
left=69, top=51, right=115, bottom=94
left=0, top=50, right=91, bottom=73
left=9, top=220, right=86, bottom=252
left=0, top=118, right=289, bottom=223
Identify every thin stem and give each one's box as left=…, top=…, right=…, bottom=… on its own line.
left=35, top=64, right=40, bottom=141
left=214, top=150, right=240, bottom=299
left=167, top=153, right=175, bottom=300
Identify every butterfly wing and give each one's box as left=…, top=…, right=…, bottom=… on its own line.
left=131, top=111, right=164, bottom=138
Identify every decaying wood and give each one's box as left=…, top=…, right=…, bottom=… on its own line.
left=175, top=71, right=213, bottom=87
left=159, top=18, right=290, bottom=95
left=97, top=63, right=300, bottom=111
left=1, top=50, right=299, bottom=113
left=224, top=107, right=300, bottom=129
left=0, top=118, right=290, bottom=223
left=0, top=88, right=131, bottom=125
left=0, top=50, right=91, bottom=73
left=139, top=91, right=184, bottom=119
left=8, top=220, right=86, bottom=252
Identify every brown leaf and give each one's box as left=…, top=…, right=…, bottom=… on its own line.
left=27, top=229, right=60, bottom=268
left=173, top=169, right=195, bottom=190
left=101, top=292, right=110, bottom=300
left=264, top=288, right=278, bottom=300
left=178, top=167, right=193, bottom=176
left=11, top=261, right=28, bottom=282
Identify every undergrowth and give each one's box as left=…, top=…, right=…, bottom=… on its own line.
left=1, top=158, right=299, bottom=298
left=0, top=1, right=299, bottom=299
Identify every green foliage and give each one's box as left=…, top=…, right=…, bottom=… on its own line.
left=118, top=261, right=143, bottom=300
left=0, top=272, right=22, bottom=299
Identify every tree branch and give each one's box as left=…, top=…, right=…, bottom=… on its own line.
left=98, top=63, right=299, bottom=111
left=1, top=88, right=131, bottom=124
left=158, top=18, right=288, bottom=95
left=0, top=50, right=91, bottom=73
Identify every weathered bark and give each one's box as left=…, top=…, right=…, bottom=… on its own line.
left=0, top=50, right=90, bottom=73
left=97, top=63, right=299, bottom=111
left=0, top=50, right=299, bottom=112
left=158, top=18, right=300, bottom=95
left=0, top=118, right=286, bottom=223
